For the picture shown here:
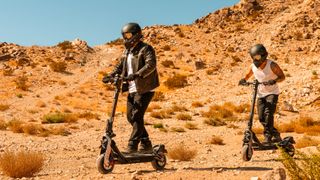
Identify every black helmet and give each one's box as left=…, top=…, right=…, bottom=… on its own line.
left=121, top=22, right=142, bottom=49
left=249, top=44, right=268, bottom=61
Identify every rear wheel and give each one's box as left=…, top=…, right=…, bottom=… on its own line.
left=151, top=153, right=166, bottom=170
left=285, top=144, right=295, bottom=157
left=242, top=144, right=253, bottom=161
left=97, top=153, right=115, bottom=174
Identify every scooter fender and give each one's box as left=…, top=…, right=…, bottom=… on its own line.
left=242, top=128, right=253, bottom=145
left=279, top=136, right=295, bottom=147
left=153, top=144, right=167, bottom=154
left=103, top=136, right=112, bottom=167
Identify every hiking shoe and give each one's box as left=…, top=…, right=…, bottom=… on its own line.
left=139, top=140, right=153, bottom=153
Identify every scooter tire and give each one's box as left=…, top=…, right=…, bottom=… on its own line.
left=242, top=144, right=253, bottom=161
left=97, top=153, right=115, bottom=174
left=151, top=153, right=166, bottom=170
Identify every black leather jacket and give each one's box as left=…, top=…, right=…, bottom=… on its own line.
left=110, top=41, right=160, bottom=94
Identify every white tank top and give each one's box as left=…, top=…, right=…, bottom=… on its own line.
left=127, top=53, right=137, bottom=93
left=251, top=59, right=280, bottom=98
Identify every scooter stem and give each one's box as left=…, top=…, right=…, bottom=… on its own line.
left=248, top=80, right=259, bottom=129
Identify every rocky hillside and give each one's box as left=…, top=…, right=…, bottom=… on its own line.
left=0, top=0, right=319, bottom=179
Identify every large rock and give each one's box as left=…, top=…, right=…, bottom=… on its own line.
left=261, top=167, right=286, bottom=180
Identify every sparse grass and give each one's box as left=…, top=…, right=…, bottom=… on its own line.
left=191, top=101, right=204, bottom=108
left=295, top=136, right=320, bottom=149
left=49, top=61, right=67, bottom=72
left=7, top=119, right=24, bottom=133
left=146, top=104, right=161, bottom=112
left=153, top=123, right=164, bottom=129
left=14, top=76, right=29, bottom=91
left=0, top=150, right=45, bottom=178
left=152, top=91, right=165, bottom=101
left=227, top=124, right=239, bottom=129
left=209, top=135, right=225, bottom=145
left=171, top=127, right=185, bottom=132
left=177, top=113, right=192, bottom=121
left=0, top=104, right=9, bottom=111
left=42, top=112, right=78, bottom=123
left=164, top=74, right=188, bottom=89
left=184, top=122, right=198, bottom=130
left=16, top=94, right=23, bottom=98
left=280, top=147, right=320, bottom=180
left=171, top=104, right=188, bottom=112
left=168, top=143, right=197, bottom=161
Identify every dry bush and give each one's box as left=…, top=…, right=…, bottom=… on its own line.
left=153, top=123, right=167, bottom=132
left=14, top=76, right=29, bottom=91
left=168, top=144, right=197, bottom=161
left=177, top=113, right=192, bottom=121
left=152, top=91, right=165, bottom=101
left=280, top=147, right=320, bottom=180
left=277, top=116, right=320, bottom=135
left=171, top=104, right=188, bottom=112
left=150, top=110, right=171, bottom=119
left=162, top=45, right=171, bottom=51
left=21, top=124, right=44, bottom=136
left=49, top=61, right=67, bottom=72
left=161, top=60, right=175, bottom=68
left=209, top=135, right=225, bottom=145
left=7, top=119, right=24, bottom=133
left=0, top=150, right=44, bottom=178
left=295, top=136, right=320, bottom=149
left=57, top=40, right=73, bottom=51
left=146, top=103, right=161, bottom=112
left=202, top=104, right=238, bottom=122
left=0, top=119, right=7, bottom=130
left=204, top=117, right=226, bottom=126
left=227, top=124, right=239, bottom=129
left=164, top=74, right=188, bottom=89
left=78, top=111, right=100, bottom=120
left=171, top=127, right=185, bottom=132
left=49, top=126, right=71, bottom=136
left=42, top=112, right=78, bottom=123
left=0, top=104, right=9, bottom=111
left=191, top=101, right=204, bottom=108
left=184, top=122, right=198, bottom=130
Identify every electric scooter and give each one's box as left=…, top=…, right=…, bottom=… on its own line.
left=239, top=79, right=295, bottom=161
left=97, top=75, right=167, bottom=174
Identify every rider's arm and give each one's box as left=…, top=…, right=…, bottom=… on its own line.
left=244, top=69, right=253, bottom=80
left=270, top=62, right=285, bottom=83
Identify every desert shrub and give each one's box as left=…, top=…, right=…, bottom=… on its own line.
left=277, top=116, right=320, bottom=135
left=146, top=104, right=161, bottom=112
left=42, top=112, right=78, bottom=123
left=168, top=143, right=197, bottom=161
left=164, top=74, right=188, bottom=89
left=177, top=113, right=192, bottom=121
left=0, top=150, right=44, bottom=178
left=280, top=147, right=320, bottom=180
left=209, top=135, right=225, bottom=145
left=0, top=119, right=7, bottom=130
left=295, top=136, right=320, bottom=149
left=0, top=104, right=9, bottom=111
left=171, top=104, right=188, bottom=112
left=162, top=45, right=171, bottom=51
left=161, top=60, right=175, bottom=68
left=171, top=127, right=185, bottom=132
left=14, top=76, right=29, bottom=91
left=49, top=126, right=71, bottom=136
left=78, top=111, right=100, bottom=120
left=7, top=119, right=24, bottom=133
left=152, top=91, right=165, bottom=101
left=150, top=110, right=171, bottom=119
left=184, top=122, right=198, bottom=130
left=21, top=124, right=43, bottom=135
left=204, top=117, right=226, bottom=126
left=191, top=101, right=204, bottom=107
left=153, top=123, right=164, bottom=129
left=57, top=40, right=73, bottom=51
left=49, top=61, right=67, bottom=72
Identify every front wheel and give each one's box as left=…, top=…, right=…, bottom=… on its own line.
left=151, top=153, right=166, bottom=170
left=97, top=153, right=115, bottom=174
left=242, top=144, right=253, bottom=161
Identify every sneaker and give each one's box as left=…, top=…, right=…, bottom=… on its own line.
left=124, top=141, right=138, bottom=154
left=272, top=134, right=282, bottom=143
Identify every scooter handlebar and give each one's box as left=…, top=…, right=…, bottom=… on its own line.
left=239, top=80, right=273, bottom=86
left=102, top=75, right=130, bottom=84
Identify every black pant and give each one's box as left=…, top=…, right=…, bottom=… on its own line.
left=257, top=94, right=280, bottom=139
left=127, top=91, right=154, bottom=147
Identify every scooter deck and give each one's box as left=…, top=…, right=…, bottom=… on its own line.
left=114, top=152, right=155, bottom=164
left=252, top=143, right=278, bottom=151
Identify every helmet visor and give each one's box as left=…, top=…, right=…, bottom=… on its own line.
left=122, top=32, right=133, bottom=40
left=252, top=54, right=262, bottom=61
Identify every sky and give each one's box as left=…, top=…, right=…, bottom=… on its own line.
left=0, top=0, right=239, bottom=46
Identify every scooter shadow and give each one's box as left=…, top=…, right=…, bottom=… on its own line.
left=128, top=166, right=273, bottom=174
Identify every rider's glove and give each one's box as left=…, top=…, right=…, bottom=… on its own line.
left=127, top=73, right=139, bottom=81
left=267, top=79, right=277, bottom=85
left=102, top=75, right=112, bottom=84
left=238, top=78, right=247, bottom=85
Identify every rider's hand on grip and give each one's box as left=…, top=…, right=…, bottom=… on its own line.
left=102, top=75, right=112, bottom=84
left=238, top=78, right=247, bottom=86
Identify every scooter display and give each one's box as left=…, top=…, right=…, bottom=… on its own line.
left=239, top=80, right=295, bottom=161
left=97, top=75, right=167, bottom=174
